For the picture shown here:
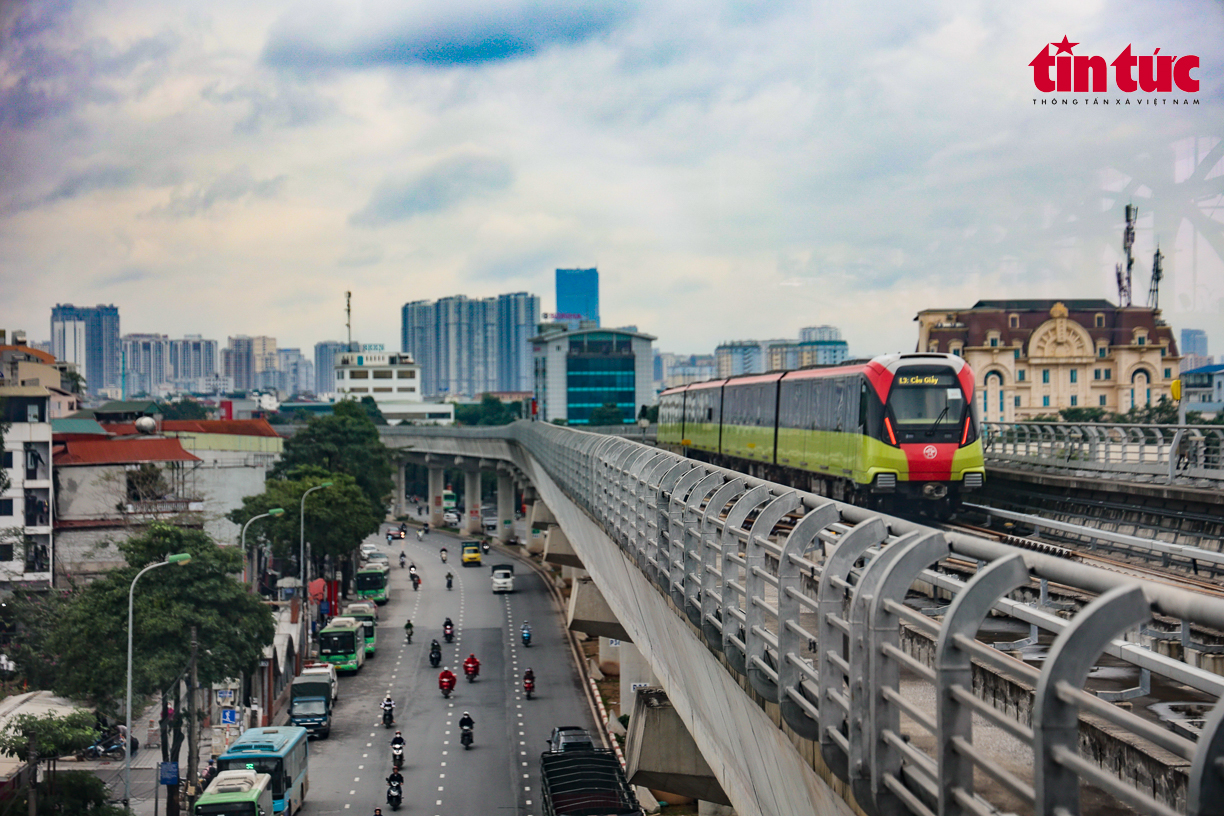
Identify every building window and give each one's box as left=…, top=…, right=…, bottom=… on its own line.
left=1164, top=368, right=1172, bottom=379
left=349, top=387, right=368, bottom=393
left=335, top=371, right=344, bottom=380
left=990, top=337, right=999, bottom=347
left=1161, top=347, right=1167, bottom=357
left=951, top=345, right=962, bottom=357
left=1098, top=346, right=1107, bottom=358
left=373, top=370, right=393, bottom=379
left=1095, top=314, right=1105, bottom=328
left=1070, top=395, right=1078, bottom=406
left=1042, top=396, right=1050, bottom=407
left=1041, top=369, right=1050, bottom=384
left=349, top=370, right=369, bottom=379
left=1070, top=370, right=1078, bottom=384
left=1009, top=314, right=1019, bottom=328
left=1014, top=396, right=1021, bottom=407
left=397, top=387, right=416, bottom=393
left=1137, top=336, right=1146, bottom=346
left=1104, top=369, right=1112, bottom=380
left=1099, top=395, right=1107, bottom=406
left=396, top=370, right=416, bottom=379
left=1094, top=369, right=1101, bottom=380
left=1, top=451, right=11, bottom=469
left=0, top=498, right=11, bottom=516
left=373, top=387, right=392, bottom=392
left=1017, top=370, right=1026, bottom=381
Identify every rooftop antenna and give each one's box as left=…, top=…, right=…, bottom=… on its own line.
left=346, top=291, right=353, bottom=351
left=1115, top=203, right=1136, bottom=307
left=1147, top=243, right=1164, bottom=310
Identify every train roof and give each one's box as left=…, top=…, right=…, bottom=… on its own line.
left=658, top=353, right=970, bottom=393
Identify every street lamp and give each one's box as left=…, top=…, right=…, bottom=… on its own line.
left=300, top=483, right=332, bottom=653
left=241, top=508, right=285, bottom=590
left=125, top=552, right=192, bottom=807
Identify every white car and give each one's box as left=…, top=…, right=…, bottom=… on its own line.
left=359, top=543, right=379, bottom=559
left=491, top=564, right=514, bottom=593
left=443, top=511, right=460, bottom=527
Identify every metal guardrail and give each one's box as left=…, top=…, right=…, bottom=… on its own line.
left=387, top=422, right=1224, bottom=815
left=982, top=421, right=1224, bottom=486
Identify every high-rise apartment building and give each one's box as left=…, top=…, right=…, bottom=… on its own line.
left=276, top=348, right=314, bottom=396
left=314, top=341, right=346, bottom=394
left=168, top=336, right=219, bottom=384
left=50, top=304, right=120, bottom=394
left=225, top=336, right=255, bottom=391
left=1182, top=329, right=1209, bottom=358
left=121, top=333, right=171, bottom=396
left=555, top=268, right=599, bottom=330
left=401, top=292, right=540, bottom=398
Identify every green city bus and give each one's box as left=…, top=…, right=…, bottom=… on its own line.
left=317, top=617, right=366, bottom=672
left=355, top=565, right=390, bottom=605
left=194, top=769, right=273, bottom=816
left=340, top=603, right=377, bottom=656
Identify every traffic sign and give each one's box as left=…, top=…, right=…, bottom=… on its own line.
left=159, top=762, right=179, bottom=785
left=220, top=708, right=239, bottom=726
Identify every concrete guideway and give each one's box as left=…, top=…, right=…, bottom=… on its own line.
left=382, top=422, right=1224, bottom=816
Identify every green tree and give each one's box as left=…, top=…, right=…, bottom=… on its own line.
left=270, top=402, right=393, bottom=511
left=46, top=524, right=274, bottom=715
left=0, top=710, right=98, bottom=814
left=160, top=399, right=210, bottom=420
left=1058, top=407, right=1110, bottom=423
left=588, top=402, right=626, bottom=426
left=454, top=394, right=517, bottom=426
left=61, top=369, right=86, bottom=395
left=358, top=396, right=388, bottom=425
left=228, top=469, right=381, bottom=579
left=6, top=590, right=72, bottom=691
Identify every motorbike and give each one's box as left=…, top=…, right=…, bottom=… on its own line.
left=411, top=574, right=420, bottom=591
left=460, top=724, right=473, bottom=750
left=464, top=663, right=479, bottom=683
left=416, top=530, right=423, bottom=541
left=405, top=629, right=413, bottom=644
left=521, top=628, right=532, bottom=648
left=443, top=624, right=454, bottom=643
left=440, top=680, right=455, bottom=699
left=429, top=648, right=442, bottom=668
left=382, top=708, right=394, bottom=728
left=76, top=731, right=125, bottom=760
left=440, top=550, right=448, bottom=563
left=446, top=575, right=453, bottom=590
left=524, top=676, right=534, bottom=699
left=399, top=555, right=406, bottom=568
left=387, top=779, right=404, bottom=811
left=391, top=744, right=404, bottom=769
left=481, top=541, right=490, bottom=554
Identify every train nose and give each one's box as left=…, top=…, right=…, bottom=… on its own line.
left=922, top=482, right=948, bottom=500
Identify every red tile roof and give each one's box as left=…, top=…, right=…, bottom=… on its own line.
left=53, top=438, right=202, bottom=466
left=100, top=419, right=281, bottom=438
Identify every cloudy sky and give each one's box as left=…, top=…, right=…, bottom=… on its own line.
left=1, top=0, right=1222, bottom=359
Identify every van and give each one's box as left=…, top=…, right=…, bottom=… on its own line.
left=491, top=563, right=514, bottom=593
left=301, top=662, right=339, bottom=703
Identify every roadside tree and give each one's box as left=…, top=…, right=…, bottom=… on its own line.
left=270, top=400, right=392, bottom=510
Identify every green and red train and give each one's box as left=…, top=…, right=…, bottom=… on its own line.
left=657, top=353, right=985, bottom=517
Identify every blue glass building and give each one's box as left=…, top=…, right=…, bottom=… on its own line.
left=532, top=325, right=654, bottom=425
left=555, top=268, right=599, bottom=330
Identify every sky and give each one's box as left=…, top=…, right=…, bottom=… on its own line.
left=1, top=0, right=1223, bottom=359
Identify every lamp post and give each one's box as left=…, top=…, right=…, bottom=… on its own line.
left=125, top=552, right=192, bottom=807
left=300, top=483, right=333, bottom=657
left=241, top=508, right=285, bottom=590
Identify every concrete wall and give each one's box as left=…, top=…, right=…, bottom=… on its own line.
left=56, top=464, right=125, bottom=519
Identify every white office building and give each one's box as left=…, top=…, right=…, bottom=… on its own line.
left=334, top=350, right=454, bottom=425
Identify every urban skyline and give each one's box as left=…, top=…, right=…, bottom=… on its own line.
left=4, top=5, right=1219, bottom=360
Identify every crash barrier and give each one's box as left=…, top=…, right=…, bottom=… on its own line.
left=385, top=422, right=1224, bottom=816
left=982, top=421, right=1224, bottom=487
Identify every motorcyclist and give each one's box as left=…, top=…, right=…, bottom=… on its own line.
left=387, top=768, right=404, bottom=785
left=416, top=529, right=424, bottom=541
left=380, top=695, right=395, bottom=724
left=446, top=571, right=454, bottom=590
left=439, top=668, right=457, bottom=693
left=411, top=573, right=421, bottom=591
left=463, top=653, right=480, bottom=677
left=444, top=617, right=453, bottom=630
left=399, top=522, right=407, bottom=534
left=423, top=522, right=429, bottom=534
left=399, top=552, right=407, bottom=568
left=524, top=667, right=535, bottom=684
left=440, top=547, right=448, bottom=563
left=430, top=638, right=441, bottom=652
left=391, top=730, right=405, bottom=749
left=409, top=563, right=418, bottom=575
left=459, top=711, right=475, bottom=730
left=403, top=619, right=414, bottom=642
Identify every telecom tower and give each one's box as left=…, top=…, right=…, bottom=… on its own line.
left=1147, top=245, right=1164, bottom=310
left=1115, top=204, right=1136, bottom=307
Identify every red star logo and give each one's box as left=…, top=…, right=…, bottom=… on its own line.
left=1052, top=35, right=1078, bottom=55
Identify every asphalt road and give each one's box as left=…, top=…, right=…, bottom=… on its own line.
left=303, top=524, right=598, bottom=815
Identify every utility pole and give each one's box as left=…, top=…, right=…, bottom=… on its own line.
left=187, top=626, right=199, bottom=810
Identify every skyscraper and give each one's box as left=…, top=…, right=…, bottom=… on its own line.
left=277, top=348, right=314, bottom=396
left=1182, top=329, right=1209, bottom=358
left=121, top=333, right=171, bottom=396
left=314, top=341, right=345, bottom=394
left=555, top=268, right=599, bottom=330
left=169, top=336, right=219, bottom=383
left=50, top=304, right=120, bottom=394
left=401, top=291, right=541, bottom=398
left=225, top=336, right=255, bottom=391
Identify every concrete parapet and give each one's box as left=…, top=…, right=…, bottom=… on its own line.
left=543, top=526, right=584, bottom=568
left=626, top=688, right=731, bottom=806
left=567, top=578, right=632, bottom=642
left=529, top=500, right=558, bottom=529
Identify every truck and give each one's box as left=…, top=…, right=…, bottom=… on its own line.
left=301, top=662, right=339, bottom=703
left=539, top=748, right=639, bottom=816
left=289, top=674, right=333, bottom=738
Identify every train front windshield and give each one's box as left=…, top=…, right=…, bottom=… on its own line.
left=888, top=371, right=967, bottom=435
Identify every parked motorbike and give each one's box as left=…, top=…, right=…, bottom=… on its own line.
left=76, top=731, right=126, bottom=761
left=387, top=779, right=404, bottom=810
left=391, top=744, right=404, bottom=769
left=460, top=724, right=473, bottom=750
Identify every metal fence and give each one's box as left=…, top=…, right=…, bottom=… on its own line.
left=496, top=421, right=1224, bottom=816
left=982, top=421, right=1224, bottom=486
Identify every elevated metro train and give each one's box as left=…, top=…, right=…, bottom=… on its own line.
left=657, top=353, right=985, bottom=517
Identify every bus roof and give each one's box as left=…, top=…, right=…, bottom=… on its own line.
left=357, top=564, right=389, bottom=573
left=222, top=726, right=307, bottom=754
left=200, top=770, right=271, bottom=800
left=321, top=617, right=361, bottom=631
